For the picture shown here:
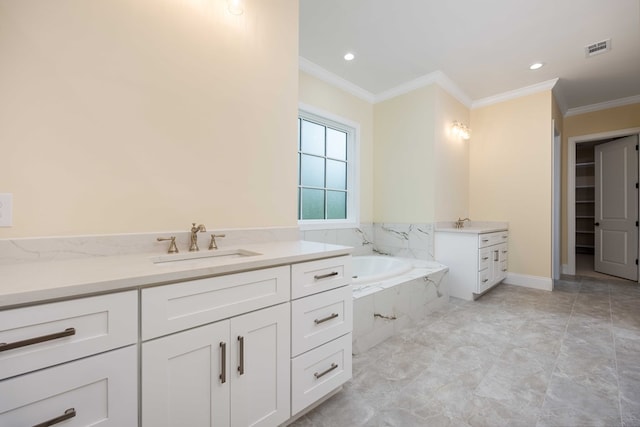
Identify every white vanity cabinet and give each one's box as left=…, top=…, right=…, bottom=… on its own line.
left=141, top=267, right=291, bottom=427
left=290, top=256, right=353, bottom=416
left=0, top=292, right=138, bottom=426
left=436, top=230, right=508, bottom=300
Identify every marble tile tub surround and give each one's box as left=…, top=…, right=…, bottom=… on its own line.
left=300, top=223, right=435, bottom=260
left=352, top=261, right=448, bottom=354
left=290, top=276, right=640, bottom=427
left=0, top=226, right=300, bottom=265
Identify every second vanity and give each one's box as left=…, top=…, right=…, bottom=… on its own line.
left=0, top=239, right=353, bottom=427
left=435, top=221, right=509, bottom=300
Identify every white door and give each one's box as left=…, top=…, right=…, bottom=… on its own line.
left=142, top=320, right=230, bottom=427
left=230, top=303, right=290, bottom=427
left=595, top=135, right=639, bottom=280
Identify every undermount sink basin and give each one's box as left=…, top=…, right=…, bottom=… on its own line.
left=151, top=249, right=262, bottom=264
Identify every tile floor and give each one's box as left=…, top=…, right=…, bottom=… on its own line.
left=290, top=276, right=640, bottom=427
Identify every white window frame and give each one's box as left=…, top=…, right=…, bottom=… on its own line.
left=298, top=103, right=360, bottom=230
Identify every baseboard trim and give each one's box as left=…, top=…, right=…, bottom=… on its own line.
left=504, top=272, right=553, bottom=291
left=562, top=264, right=574, bottom=275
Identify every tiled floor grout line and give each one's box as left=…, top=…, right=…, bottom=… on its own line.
left=535, top=278, right=581, bottom=426
left=609, top=283, right=625, bottom=427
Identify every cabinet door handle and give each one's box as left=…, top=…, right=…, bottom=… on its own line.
left=219, top=342, right=227, bottom=384
left=494, top=250, right=499, bottom=262
left=314, top=271, right=339, bottom=280
left=0, top=327, right=75, bottom=353
left=314, top=313, right=339, bottom=325
left=237, top=336, right=244, bottom=376
left=314, top=363, right=338, bottom=379
left=32, top=408, right=76, bottom=427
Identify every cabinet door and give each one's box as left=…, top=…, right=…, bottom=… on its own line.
left=230, top=303, right=290, bottom=427
left=142, top=321, right=230, bottom=427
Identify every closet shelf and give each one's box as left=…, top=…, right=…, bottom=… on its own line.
left=576, top=215, right=595, bottom=219
left=576, top=162, right=595, bottom=167
left=576, top=244, right=595, bottom=249
left=576, top=185, right=595, bottom=189
left=575, top=200, right=595, bottom=204
left=576, top=230, right=595, bottom=234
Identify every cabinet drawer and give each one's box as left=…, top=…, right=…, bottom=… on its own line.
left=478, top=269, right=492, bottom=293
left=478, top=231, right=508, bottom=248
left=0, top=291, right=137, bottom=380
left=0, top=345, right=137, bottom=427
left=291, top=256, right=352, bottom=299
left=142, top=266, right=290, bottom=340
left=478, top=248, right=492, bottom=271
left=291, top=333, right=352, bottom=416
left=291, top=286, right=352, bottom=357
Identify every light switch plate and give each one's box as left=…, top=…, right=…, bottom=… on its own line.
left=0, top=193, right=13, bottom=227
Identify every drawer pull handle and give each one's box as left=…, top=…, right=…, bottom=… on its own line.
left=0, top=327, right=76, bottom=353
left=502, top=250, right=508, bottom=253
left=219, top=342, right=227, bottom=384
left=482, top=239, right=489, bottom=242
left=482, top=279, right=489, bottom=283
left=502, top=268, right=507, bottom=272
left=237, top=336, right=244, bottom=376
left=314, top=363, right=338, bottom=379
left=482, top=257, right=489, bottom=260
left=314, top=313, right=339, bottom=325
left=33, top=408, right=76, bottom=427
left=314, top=271, right=339, bottom=281
left=494, top=250, right=499, bottom=262
left=502, top=235, right=508, bottom=239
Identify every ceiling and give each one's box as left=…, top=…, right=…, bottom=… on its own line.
left=299, top=0, right=640, bottom=112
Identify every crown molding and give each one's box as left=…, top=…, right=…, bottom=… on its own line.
left=298, top=56, right=375, bottom=103
left=374, top=70, right=472, bottom=107
left=564, top=94, right=640, bottom=117
left=471, top=78, right=559, bottom=109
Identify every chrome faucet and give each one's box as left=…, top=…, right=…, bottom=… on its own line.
left=189, top=223, right=207, bottom=251
left=455, top=217, right=470, bottom=229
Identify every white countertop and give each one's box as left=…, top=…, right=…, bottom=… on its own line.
left=0, top=240, right=352, bottom=309
left=435, top=221, right=508, bottom=234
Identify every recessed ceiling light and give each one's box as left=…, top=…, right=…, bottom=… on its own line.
left=344, top=52, right=355, bottom=61
left=529, top=62, right=544, bottom=70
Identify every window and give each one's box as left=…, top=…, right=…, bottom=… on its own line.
left=298, top=107, right=358, bottom=228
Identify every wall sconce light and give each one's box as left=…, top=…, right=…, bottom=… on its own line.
left=452, top=121, right=471, bottom=140
left=228, top=0, right=244, bottom=15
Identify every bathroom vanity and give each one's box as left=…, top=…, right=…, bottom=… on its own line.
left=435, top=222, right=508, bottom=300
left=0, top=240, right=353, bottom=427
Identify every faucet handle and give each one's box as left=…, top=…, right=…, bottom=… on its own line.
left=157, top=236, right=179, bottom=254
left=209, top=234, right=226, bottom=250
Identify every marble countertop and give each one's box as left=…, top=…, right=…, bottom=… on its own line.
left=435, top=221, right=508, bottom=234
left=0, top=240, right=352, bottom=309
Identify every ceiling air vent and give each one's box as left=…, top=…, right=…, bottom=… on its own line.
left=585, top=39, right=611, bottom=57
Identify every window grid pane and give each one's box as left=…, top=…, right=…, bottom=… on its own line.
left=298, top=115, right=350, bottom=221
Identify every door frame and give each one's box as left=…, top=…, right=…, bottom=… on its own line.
left=567, top=127, right=640, bottom=276
left=552, top=121, right=561, bottom=282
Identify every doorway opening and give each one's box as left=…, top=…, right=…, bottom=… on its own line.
left=567, top=127, right=640, bottom=281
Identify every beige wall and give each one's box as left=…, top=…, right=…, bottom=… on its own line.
left=434, top=86, right=470, bottom=221
left=560, top=103, right=640, bottom=264
left=298, top=72, right=374, bottom=223
left=373, top=86, right=437, bottom=222
left=0, top=0, right=299, bottom=238
left=470, top=91, right=553, bottom=278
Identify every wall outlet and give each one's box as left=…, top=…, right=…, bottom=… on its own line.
left=0, top=193, right=13, bottom=227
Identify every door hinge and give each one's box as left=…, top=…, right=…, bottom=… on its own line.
left=636, top=259, right=638, bottom=265
left=636, top=144, right=639, bottom=151
left=636, top=221, right=639, bottom=227
left=636, top=182, right=639, bottom=189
